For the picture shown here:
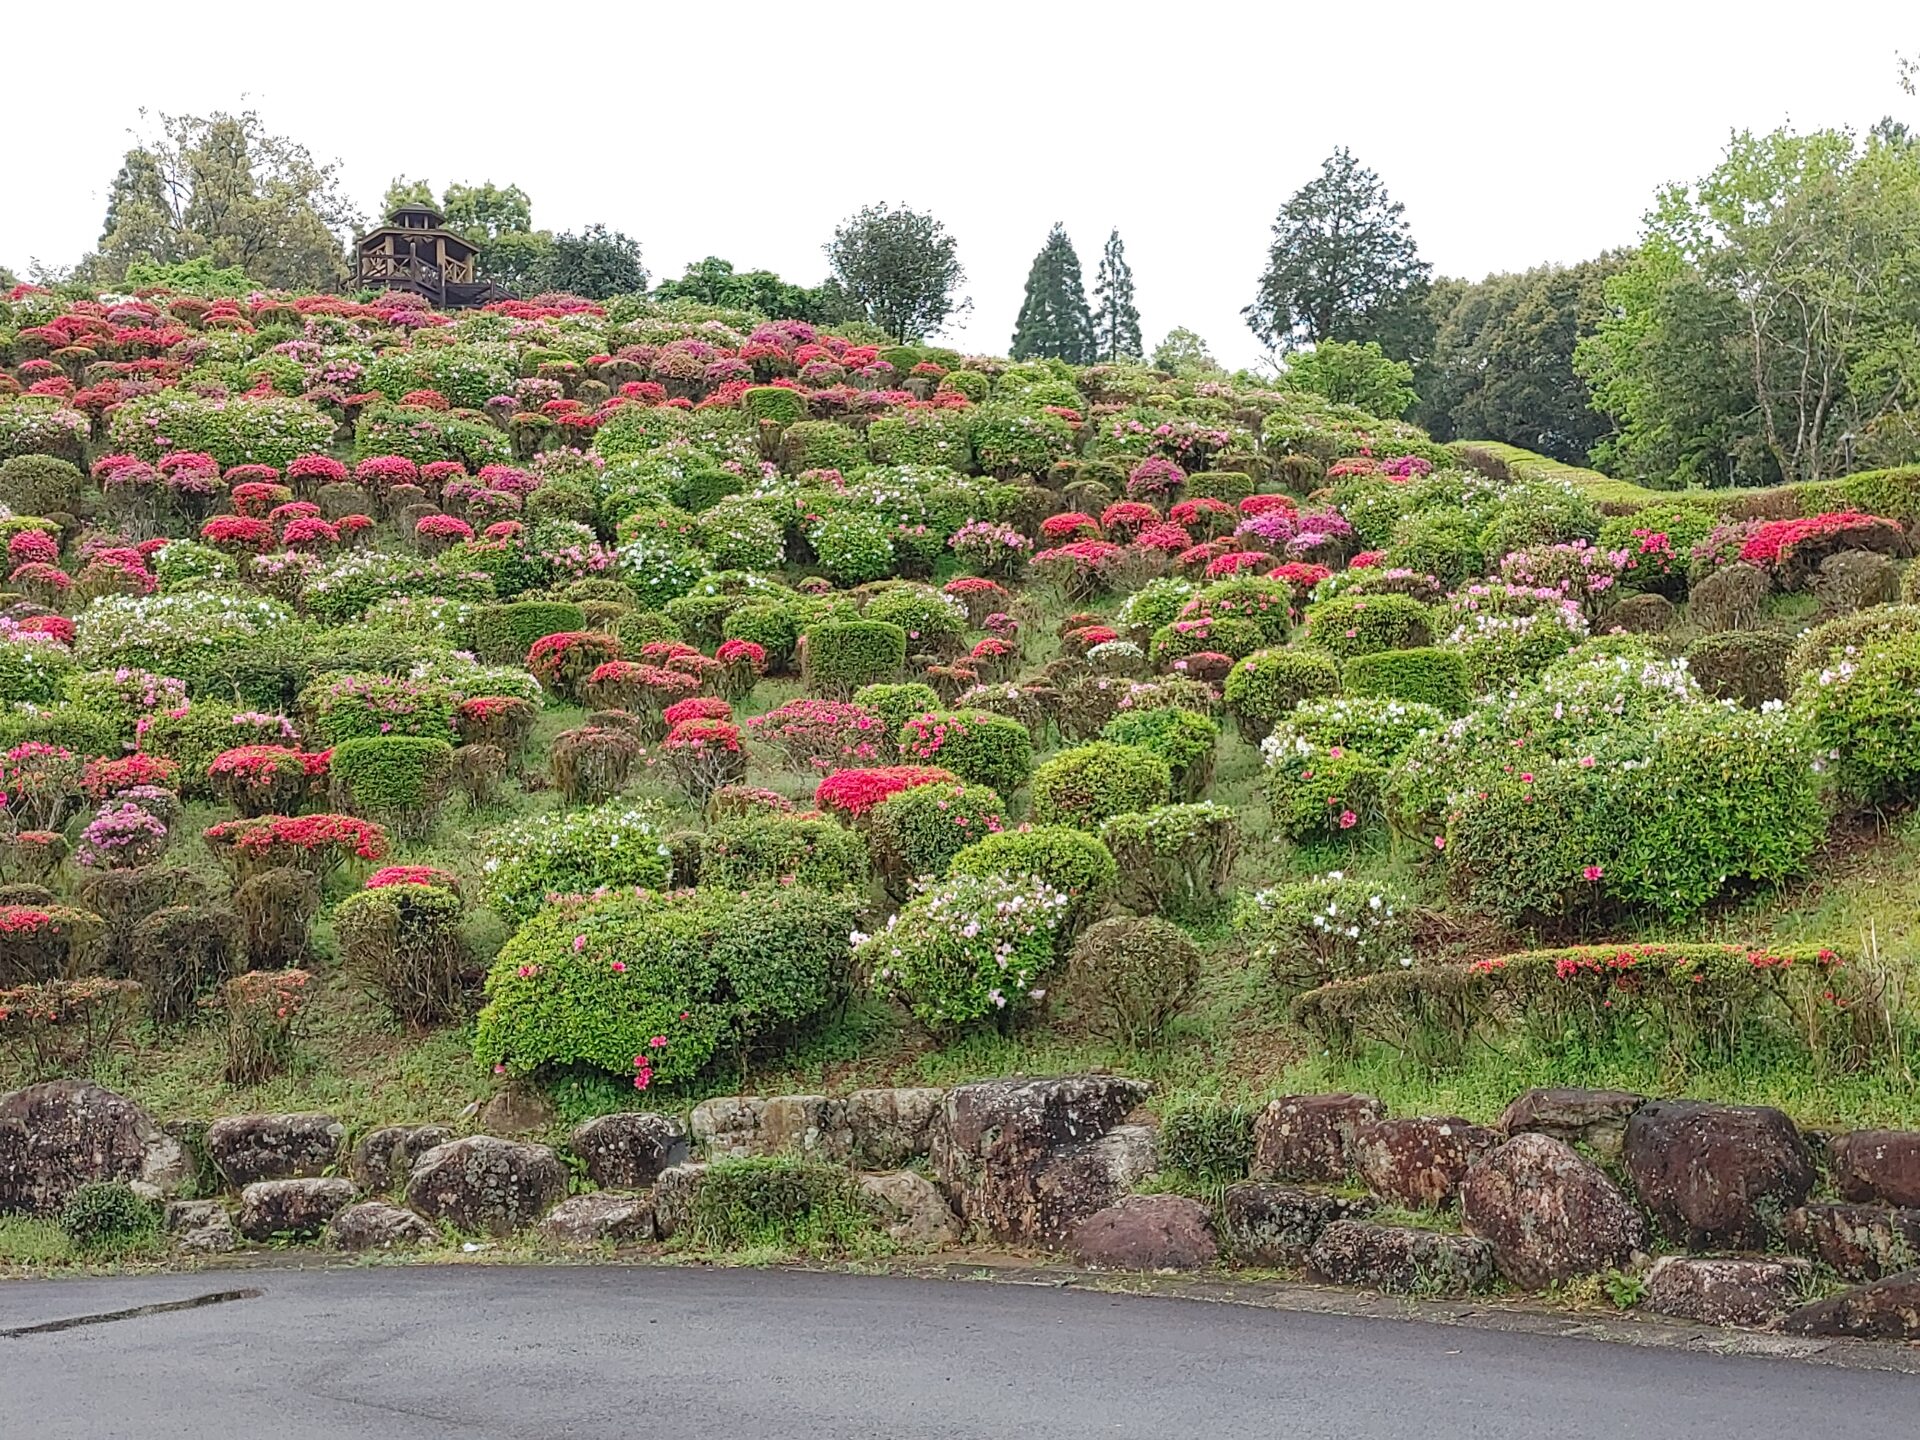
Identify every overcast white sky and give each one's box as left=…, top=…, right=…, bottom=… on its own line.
left=4, top=3, right=1913, bottom=369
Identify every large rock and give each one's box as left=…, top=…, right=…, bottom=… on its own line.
left=845, top=1088, right=946, bottom=1170
left=329, top=1200, right=438, bottom=1251
left=1784, top=1202, right=1920, bottom=1281
left=1498, top=1088, right=1646, bottom=1160
left=0, top=1081, right=188, bottom=1216
left=1249, top=1094, right=1384, bottom=1185
left=478, top=1088, right=555, bottom=1138
left=690, top=1095, right=851, bottom=1162
left=350, top=1124, right=454, bottom=1192
left=1829, top=1130, right=1920, bottom=1208
left=931, top=1077, right=1152, bottom=1245
left=1459, top=1134, right=1647, bottom=1289
left=204, top=1113, right=344, bottom=1189
left=1217, top=1183, right=1376, bottom=1267
left=1782, top=1272, right=1920, bottom=1339
left=1642, top=1256, right=1810, bottom=1328
left=1354, top=1116, right=1501, bottom=1210
left=236, top=1177, right=357, bottom=1241
left=1306, top=1220, right=1494, bottom=1296
left=405, top=1136, right=567, bottom=1237
left=1069, top=1195, right=1217, bottom=1271
left=165, top=1199, right=236, bottom=1255
left=570, top=1112, right=688, bottom=1189
left=541, top=1192, right=656, bottom=1246
left=1622, top=1101, right=1811, bottom=1250
left=858, top=1170, right=962, bottom=1248
left=651, top=1162, right=708, bottom=1239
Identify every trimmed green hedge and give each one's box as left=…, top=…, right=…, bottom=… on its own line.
left=1343, top=647, right=1471, bottom=716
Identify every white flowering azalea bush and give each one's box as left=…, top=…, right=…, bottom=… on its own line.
left=73, top=591, right=296, bottom=689
left=1791, top=628, right=1920, bottom=807
left=476, top=803, right=675, bottom=924
left=859, top=871, right=1069, bottom=1029
left=0, top=396, right=90, bottom=462
left=1238, top=873, right=1414, bottom=996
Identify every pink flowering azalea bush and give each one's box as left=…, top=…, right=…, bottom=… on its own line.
left=858, top=871, right=1069, bottom=1030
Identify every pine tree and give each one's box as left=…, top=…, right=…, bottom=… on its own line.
left=1093, top=228, right=1143, bottom=362
left=1010, top=223, right=1095, bottom=364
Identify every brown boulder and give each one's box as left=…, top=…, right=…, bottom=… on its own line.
left=1830, top=1130, right=1920, bottom=1208
left=1784, top=1202, right=1920, bottom=1281
left=1623, top=1101, right=1811, bottom=1250
left=1217, top=1183, right=1376, bottom=1267
left=1070, top=1194, right=1217, bottom=1270
left=1250, top=1094, right=1384, bottom=1184
left=205, top=1113, right=344, bottom=1188
left=857, top=1171, right=961, bottom=1248
left=1306, top=1220, right=1493, bottom=1296
left=1354, top=1116, right=1501, bottom=1210
left=404, top=1136, right=566, bottom=1237
left=0, top=1081, right=188, bottom=1216
left=845, top=1088, right=946, bottom=1169
left=570, top=1112, right=688, bottom=1189
left=931, top=1076, right=1152, bottom=1245
left=350, top=1124, right=455, bottom=1192
left=328, top=1200, right=438, bottom=1251
left=1782, top=1272, right=1920, bottom=1339
left=690, top=1095, right=851, bottom=1162
left=237, top=1177, right=357, bottom=1241
left=540, top=1192, right=656, bottom=1246
left=1497, top=1087, right=1646, bottom=1160
left=1459, top=1133, right=1647, bottom=1289
left=1642, top=1256, right=1810, bottom=1328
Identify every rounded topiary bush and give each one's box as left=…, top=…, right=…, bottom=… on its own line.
left=1342, top=647, right=1471, bottom=717
left=476, top=804, right=672, bottom=924
left=1685, top=631, right=1793, bottom=707
left=868, top=780, right=1007, bottom=894
left=1067, top=914, right=1202, bottom=1044
left=1098, top=802, right=1239, bottom=917
left=1028, top=742, right=1173, bottom=831
left=895, top=710, right=1033, bottom=795
left=946, top=824, right=1117, bottom=936
left=857, top=871, right=1069, bottom=1029
left=1301, top=593, right=1433, bottom=659
left=1222, top=647, right=1341, bottom=742
left=474, top=600, right=586, bottom=664
left=782, top=420, right=866, bottom=474
left=801, top=620, right=907, bottom=699
left=1237, top=874, right=1414, bottom=995
left=333, top=881, right=467, bottom=1027
left=862, top=587, right=968, bottom=656
left=1794, top=630, right=1920, bottom=807
left=1100, top=706, right=1218, bottom=802
left=59, top=1180, right=160, bottom=1255
left=328, top=736, right=455, bottom=839
left=1148, top=616, right=1265, bottom=669
left=852, top=682, right=943, bottom=743
left=698, top=814, right=870, bottom=893
left=301, top=674, right=457, bottom=746
left=549, top=723, right=643, bottom=805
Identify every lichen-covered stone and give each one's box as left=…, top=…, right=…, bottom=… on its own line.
left=237, top=1177, right=357, bottom=1241
left=540, top=1191, right=656, bottom=1246
left=1829, top=1130, right=1920, bottom=1209
left=329, top=1200, right=438, bottom=1251
left=1249, top=1094, right=1383, bottom=1185
left=845, top=1088, right=946, bottom=1169
left=1459, top=1133, right=1647, bottom=1289
left=1497, top=1087, right=1646, bottom=1160
left=651, top=1162, right=709, bottom=1239
left=205, top=1113, right=344, bottom=1189
left=690, top=1095, right=851, bottom=1162
left=1306, top=1220, right=1493, bottom=1296
left=1642, top=1256, right=1809, bottom=1328
left=165, top=1198, right=236, bottom=1254
left=404, top=1136, right=566, bottom=1237
left=350, top=1125, right=455, bottom=1192
left=1217, top=1183, right=1376, bottom=1267
left=570, top=1112, right=687, bottom=1189
left=1781, top=1272, right=1920, bottom=1339
left=1623, top=1101, right=1811, bottom=1250
left=857, top=1170, right=961, bottom=1248
left=0, top=1081, right=187, bottom=1216
left=477, top=1089, right=556, bottom=1137
left=1784, top=1202, right=1920, bottom=1281
left=1353, top=1115, right=1501, bottom=1210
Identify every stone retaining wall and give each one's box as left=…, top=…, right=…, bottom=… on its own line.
left=5, top=1076, right=1919, bottom=1339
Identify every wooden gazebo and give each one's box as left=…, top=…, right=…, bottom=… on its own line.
left=355, top=205, right=506, bottom=308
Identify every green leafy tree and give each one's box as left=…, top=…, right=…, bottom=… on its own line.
left=652, top=256, right=857, bottom=323
left=0, top=264, right=17, bottom=291
left=122, top=256, right=257, bottom=298
left=483, top=230, right=555, bottom=298
left=1092, top=228, right=1143, bottom=362
left=1577, top=126, right=1920, bottom=485
left=1010, top=223, right=1096, bottom=363
left=95, top=111, right=359, bottom=291
left=1281, top=340, right=1415, bottom=417
left=1416, top=255, right=1626, bottom=462
left=380, top=177, right=437, bottom=215
left=535, top=224, right=647, bottom=299
left=825, top=203, right=968, bottom=342
left=1245, top=148, right=1432, bottom=361
left=441, top=181, right=533, bottom=241
left=1151, top=327, right=1223, bottom=378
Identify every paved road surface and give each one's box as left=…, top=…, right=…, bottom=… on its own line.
left=0, top=1266, right=1910, bottom=1438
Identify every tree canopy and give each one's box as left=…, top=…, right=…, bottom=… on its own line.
left=1281, top=339, right=1416, bottom=418
left=825, top=203, right=968, bottom=343
left=1244, top=148, right=1431, bottom=361
left=534, top=224, right=647, bottom=300
left=1151, top=327, right=1223, bottom=378
left=1093, top=229, right=1143, bottom=363
left=651, top=256, right=856, bottom=324
left=1010, top=223, right=1095, bottom=364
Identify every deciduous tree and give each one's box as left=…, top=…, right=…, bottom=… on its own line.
left=825, top=203, right=968, bottom=343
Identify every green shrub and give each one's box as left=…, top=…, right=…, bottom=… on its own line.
left=1156, top=1100, right=1257, bottom=1191
left=1301, top=593, right=1433, bottom=659
left=1185, top=471, right=1254, bottom=504
left=1222, top=647, right=1341, bottom=742
left=614, top=608, right=687, bottom=652
left=1343, top=647, right=1471, bottom=716
left=867, top=409, right=973, bottom=468
left=970, top=405, right=1074, bottom=477
left=706, top=884, right=859, bottom=1040
left=810, top=513, right=896, bottom=586
left=801, top=620, right=907, bottom=698
left=852, top=682, right=942, bottom=739
left=300, top=673, right=457, bottom=745
left=1786, top=604, right=1920, bottom=680
left=858, top=870, right=1069, bottom=1028
left=0, top=636, right=74, bottom=705
left=1183, top=577, right=1294, bottom=645
left=1117, top=577, right=1200, bottom=633
left=1441, top=609, right=1585, bottom=692
left=862, top=587, right=968, bottom=654
left=895, top=710, right=1032, bottom=795
left=742, top=386, right=808, bottom=427
left=720, top=602, right=803, bottom=670
left=685, top=1157, right=874, bottom=1252
left=0, top=453, right=83, bottom=514
left=1794, top=631, right=1920, bottom=807
left=1148, top=616, right=1265, bottom=668
left=1386, top=511, right=1483, bottom=589
left=1686, top=631, right=1792, bottom=707
left=1029, top=742, right=1173, bottom=830
left=333, top=881, right=466, bottom=1026
left=474, top=601, right=586, bottom=664
left=782, top=420, right=866, bottom=474
left=698, top=815, right=870, bottom=892
left=476, top=803, right=673, bottom=924
left=1100, top=706, right=1217, bottom=801
left=1067, top=915, right=1201, bottom=1045
left=947, top=824, right=1117, bottom=934
left=695, top=497, right=786, bottom=571
left=1098, top=803, right=1239, bottom=917
left=869, top=780, right=1007, bottom=891
left=328, top=736, right=455, bottom=838
left=58, top=1180, right=160, bottom=1255
left=1237, top=875, right=1414, bottom=994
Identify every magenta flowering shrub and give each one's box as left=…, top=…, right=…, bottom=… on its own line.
left=747, top=699, right=887, bottom=771
left=948, top=521, right=1032, bottom=578
left=1498, top=539, right=1637, bottom=617
left=75, top=800, right=171, bottom=869
left=1125, top=457, right=1187, bottom=501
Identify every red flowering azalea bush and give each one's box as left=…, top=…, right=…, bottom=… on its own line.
left=655, top=718, right=747, bottom=803
left=527, top=630, right=622, bottom=700
left=203, top=813, right=388, bottom=880
left=200, top=515, right=274, bottom=552
left=813, top=764, right=962, bottom=821
left=208, top=745, right=327, bottom=816
left=748, top=698, right=887, bottom=772
left=1039, top=511, right=1101, bottom=542
left=81, top=752, right=177, bottom=802
left=662, top=696, right=733, bottom=729
left=1737, top=511, right=1906, bottom=586
left=713, top=637, right=766, bottom=700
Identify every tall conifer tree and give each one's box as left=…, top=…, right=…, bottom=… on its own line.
left=1093, top=228, right=1143, bottom=362
left=1010, top=223, right=1096, bottom=363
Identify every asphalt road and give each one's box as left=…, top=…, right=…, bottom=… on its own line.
left=0, top=1266, right=1911, bottom=1438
